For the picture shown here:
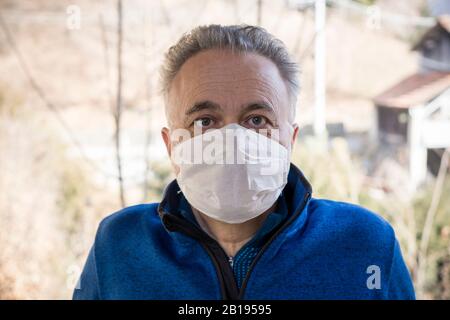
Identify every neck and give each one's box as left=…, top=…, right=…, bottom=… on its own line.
left=191, top=205, right=275, bottom=257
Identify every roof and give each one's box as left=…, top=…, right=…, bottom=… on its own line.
left=373, top=72, right=450, bottom=108
left=413, top=15, right=450, bottom=51
left=438, top=15, right=450, bottom=33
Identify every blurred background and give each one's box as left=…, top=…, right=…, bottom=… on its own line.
left=0, top=0, right=449, bottom=299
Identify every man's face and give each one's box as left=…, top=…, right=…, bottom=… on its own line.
left=162, top=49, right=298, bottom=170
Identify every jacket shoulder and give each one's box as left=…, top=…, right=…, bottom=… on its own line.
left=95, top=203, right=162, bottom=243
left=307, top=198, right=395, bottom=247
left=101, top=202, right=160, bottom=226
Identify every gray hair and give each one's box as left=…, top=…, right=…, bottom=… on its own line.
left=160, top=24, right=300, bottom=121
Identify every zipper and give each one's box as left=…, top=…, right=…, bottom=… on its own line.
left=158, top=175, right=312, bottom=300
left=238, top=191, right=311, bottom=299
left=199, top=243, right=239, bottom=299
left=162, top=191, right=311, bottom=300
left=228, top=256, right=234, bottom=268
left=161, top=212, right=239, bottom=299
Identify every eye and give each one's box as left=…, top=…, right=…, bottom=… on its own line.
left=245, top=115, right=268, bottom=128
left=193, top=117, right=215, bottom=128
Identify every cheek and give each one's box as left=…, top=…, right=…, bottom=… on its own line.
left=169, top=151, right=181, bottom=176
left=276, top=124, right=295, bottom=151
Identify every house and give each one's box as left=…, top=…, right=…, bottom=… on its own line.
left=413, top=15, right=450, bottom=73
left=373, top=15, right=450, bottom=189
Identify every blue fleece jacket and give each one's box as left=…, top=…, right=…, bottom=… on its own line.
left=73, top=164, right=415, bottom=300
left=178, top=189, right=289, bottom=289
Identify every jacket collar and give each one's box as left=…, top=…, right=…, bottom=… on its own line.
left=157, top=163, right=312, bottom=239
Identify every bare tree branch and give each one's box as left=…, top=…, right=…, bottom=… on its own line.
left=0, top=11, right=117, bottom=180
left=141, top=12, right=154, bottom=202
left=99, top=13, right=115, bottom=114
left=115, top=0, right=126, bottom=207
left=416, top=148, right=450, bottom=297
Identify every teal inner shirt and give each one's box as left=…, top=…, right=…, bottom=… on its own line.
left=178, top=192, right=288, bottom=289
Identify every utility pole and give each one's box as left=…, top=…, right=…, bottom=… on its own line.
left=314, top=0, right=327, bottom=137
left=257, top=0, right=262, bottom=25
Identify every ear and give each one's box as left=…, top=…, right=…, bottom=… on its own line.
left=161, top=127, right=172, bottom=157
left=291, top=123, right=299, bottom=146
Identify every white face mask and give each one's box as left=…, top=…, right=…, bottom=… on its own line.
left=171, top=123, right=290, bottom=224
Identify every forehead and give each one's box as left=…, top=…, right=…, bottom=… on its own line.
left=167, top=49, right=289, bottom=112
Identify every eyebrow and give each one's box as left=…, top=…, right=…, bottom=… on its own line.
left=184, top=100, right=276, bottom=120
left=185, top=100, right=221, bottom=116
left=239, top=102, right=275, bottom=117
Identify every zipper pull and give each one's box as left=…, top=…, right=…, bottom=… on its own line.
left=228, top=256, right=234, bottom=268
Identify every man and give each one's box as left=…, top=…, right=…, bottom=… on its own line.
left=73, top=25, right=415, bottom=300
